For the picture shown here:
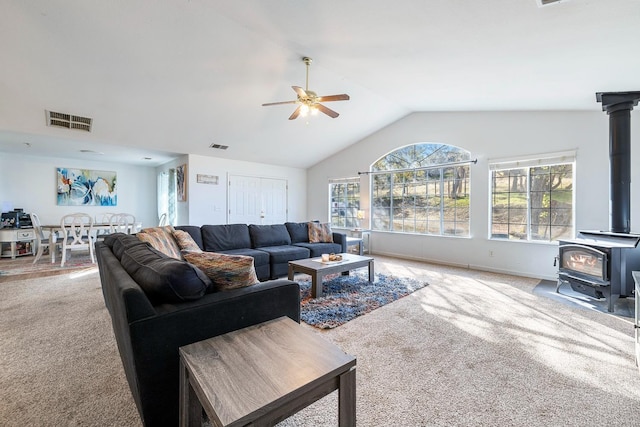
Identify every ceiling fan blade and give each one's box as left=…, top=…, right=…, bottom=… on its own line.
left=317, top=94, right=350, bottom=103
left=288, top=105, right=303, bottom=120
left=262, top=100, right=297, bottom=106
left=316, top=103, right=339, bottom=118
left=292, top=86, right=308, bottom=98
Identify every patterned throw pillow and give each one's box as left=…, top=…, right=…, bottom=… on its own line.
left=136, top=226, right=182, bottom=259
left=308, top=222, right=334, bottom=243
left=172, top=229, right=202, bottom=253
left=183, top=251, right=259, bottom=291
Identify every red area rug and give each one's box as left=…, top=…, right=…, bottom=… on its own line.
left=0, top=253, right=96, bottom=282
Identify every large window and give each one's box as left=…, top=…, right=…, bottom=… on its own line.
left=158, top=169, right=177, bottom=226
left=490, top=153, right=574, bottom=242
left=329, top=178, right=361, bottom=228
left=370, top=143, right=472, bottom=236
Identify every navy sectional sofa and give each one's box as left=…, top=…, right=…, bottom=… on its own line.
left=96, top=233, right=300, bottom=426
left=175, top=222, right=347, bottom=281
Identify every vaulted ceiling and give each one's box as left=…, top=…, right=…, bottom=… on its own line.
left=1, top=0, right=638, bottom=167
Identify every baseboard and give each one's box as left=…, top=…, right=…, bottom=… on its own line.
left=370, top=250, right=558, bottom=282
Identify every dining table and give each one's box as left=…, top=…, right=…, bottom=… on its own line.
left=40, top=222, right=143, bottom=264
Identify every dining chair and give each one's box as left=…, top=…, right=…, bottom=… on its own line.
left=30, top=213, right=61, bottom=264
left=95, top=212, right=116, bottom=239
left=95, top=212, right=115, bottom=224
left=60, top=213, right=95, bottom=267
left=109, top=213, right=137, bottom=234
left=158, top=213, right=168, bottom=227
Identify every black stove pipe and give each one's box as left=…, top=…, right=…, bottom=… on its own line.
left=596, top=91, right=640, bottom=234
left=609, top=105, right=632, bottom=233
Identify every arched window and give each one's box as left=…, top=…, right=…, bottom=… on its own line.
left=370, top=143, right=472, bottom=236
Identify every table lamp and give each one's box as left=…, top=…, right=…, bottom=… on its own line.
left=356, top=210, right=365, bottom=230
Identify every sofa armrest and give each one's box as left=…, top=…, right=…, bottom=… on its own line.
left=96, top=242, right=157, bottom=321
left=127, top=279, right=300, bottom=426
left=332, top=232, right=348, bottom=253
left=151, top=279, right=300, bottom=322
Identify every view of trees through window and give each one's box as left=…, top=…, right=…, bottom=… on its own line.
left=330, top=179, right=360, bottom=228
left=371, top=143, right=471, bottom=236
left=491, top=164, right=573, bottom=241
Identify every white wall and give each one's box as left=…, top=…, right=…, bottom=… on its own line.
left=0, top=152, right=307, bottom=233
left=6, top=109, right=639, bottom=281
left=308, top=110, right=640, bottom=281
left=0, top=153, right=157, bottom=227
left=158, top=154, right=307, bottom=227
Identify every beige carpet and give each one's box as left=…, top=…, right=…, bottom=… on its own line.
left=1, top=257, right=639, bottom=426
left=0, top=267, right=140, bottom=426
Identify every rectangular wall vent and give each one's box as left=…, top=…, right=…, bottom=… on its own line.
left=537, top=0, right=564, bottom=6
left=46, top=110, right=93, bottom=132
left=210, top=143, right=229, bottom=150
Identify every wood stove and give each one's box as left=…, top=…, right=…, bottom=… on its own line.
left=558, top=230, right=640, bottom=312
left=557, top=91, right=640, bottom=312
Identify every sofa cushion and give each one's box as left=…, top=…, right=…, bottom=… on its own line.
left=218, top=248, right=270, bottom=266
left=120, top=244, right=212, bottom=303
left=104, top=232, right=140, bottom=249
left=183, top=251, right=259, bottom=291
left=201, top=224, right=252, bottom=252
left=218, top=248, right=271, bottom=282
left=137, top=226, right=182, bottom=259
left=174, top=225, right=203, bottom=250
left=285, top=222, right=309, bottom=244
left=308, top=222, right=334, bottom=243
left=293, top=242, right=343, bottom=258
left=103, top=233, right=148, bottom=260
left=172, top=229, right=202, bottom=253
left=249, top=224, right=291, bottom=248
left=259, top=245, right=310, bottom=264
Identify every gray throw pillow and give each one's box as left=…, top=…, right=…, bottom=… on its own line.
left=120, top=244, right=212, bottom=303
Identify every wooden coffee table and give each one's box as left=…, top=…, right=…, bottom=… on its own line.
left=179, top=316, right=357, bottom=427
left=288, top=253, right=374, bottom=298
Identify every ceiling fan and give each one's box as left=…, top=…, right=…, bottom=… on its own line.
left=262, top=57, right=350, bottom=120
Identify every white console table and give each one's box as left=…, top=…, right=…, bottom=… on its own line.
left=0, top=228, right=35, bottom=259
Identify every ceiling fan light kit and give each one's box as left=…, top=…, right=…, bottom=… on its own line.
left=262, top=57, right=350, bottom=120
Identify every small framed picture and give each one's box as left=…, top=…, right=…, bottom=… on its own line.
left=196, top=174, right=219, bottom=185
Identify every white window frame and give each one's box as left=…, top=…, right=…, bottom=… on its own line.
left=329, top=177, right=361, bottom=229
left=488, top=150, right=576, bottom=242
left=368, top=143, right=473, bottom=237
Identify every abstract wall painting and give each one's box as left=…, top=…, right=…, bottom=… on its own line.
left=176, top=164, right=187, bottom=202
left=57, top=168, right=117, bottom=206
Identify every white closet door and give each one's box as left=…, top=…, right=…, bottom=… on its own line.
left=228, top=175, right=287, bottom=225
left=261, top=177, right=288, bottom=224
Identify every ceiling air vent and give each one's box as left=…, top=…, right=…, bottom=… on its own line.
left=210, top=143, right=229, bottom=150
left=46, top=110, right=93, bottom=132
left=537, top=0, right=564, bottom=6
